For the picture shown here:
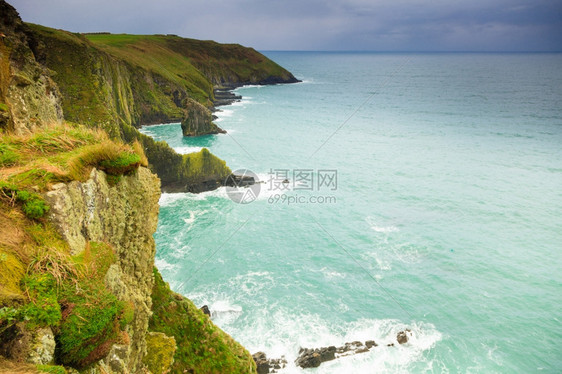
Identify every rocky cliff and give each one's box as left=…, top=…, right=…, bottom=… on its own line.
left=44, top=167, right=161, bottom=372
left=0, top=0, right=63, bottom=134
left=0, top=1, right=260, bottom=372
left=25, top=24, right=298, bottom=192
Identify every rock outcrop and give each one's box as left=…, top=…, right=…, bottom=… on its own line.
left=0, top=0, right=63, bottom=134
left=181, top=98, right=225, bottom=136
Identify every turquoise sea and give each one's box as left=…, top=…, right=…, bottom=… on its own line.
left=140, top=52, right=562, bottom=373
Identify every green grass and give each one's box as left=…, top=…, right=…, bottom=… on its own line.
left=0, top=183, right=50, bottom=220
left=0, top=103, right=8, bottom=112
left=0, top=143, right=19, bottom=166
left=0, top=123, right=147, bottom=190
left=21, top=273, right=61, bottom=327
left=68, top=140, right=146, bottom=181
left=85, top=34, right=213, bottom=104
left=55, top=242, right=131, bottom=368
left=36, top=364, right=67, bottom=374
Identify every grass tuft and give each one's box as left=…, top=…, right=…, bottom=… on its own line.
left=68, top=140, right=142, bottom=181
left=0, top=183, right=50, bottom=220
left=0, top=143, right=19, bottom=167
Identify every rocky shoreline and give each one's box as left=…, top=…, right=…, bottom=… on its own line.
left=250, top=329, right=412, bottom=373
left=213, top=88, right=243, bottom=108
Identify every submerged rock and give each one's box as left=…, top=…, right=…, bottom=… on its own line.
left=224, top=173, right=256, bottom=187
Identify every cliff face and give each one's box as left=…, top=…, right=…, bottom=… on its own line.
left=0, top=1, right=63, bottom=134
left=44, top=168, right=161, bottom=372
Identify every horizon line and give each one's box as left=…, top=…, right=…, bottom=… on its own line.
left=258, top=50, right=562, bottom=54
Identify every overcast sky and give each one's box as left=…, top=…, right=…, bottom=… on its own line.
left=9, top=0, right=562, bottom=51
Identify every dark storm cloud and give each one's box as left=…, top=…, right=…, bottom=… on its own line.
left=8, top=0, right=562, bottom=51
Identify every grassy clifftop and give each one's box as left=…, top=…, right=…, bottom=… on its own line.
left=86, top=33, right=299, bottom=90
left=26, top=25, right=297, bottom=191
left=28, top=24, right=298, bottom=128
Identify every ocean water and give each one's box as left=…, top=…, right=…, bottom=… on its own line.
left=140, top=52, right=562, bottom=373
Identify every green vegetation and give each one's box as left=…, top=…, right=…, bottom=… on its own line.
left=0, top=124, right=146, bottom=369
left=36, top=364, right=67, bottom=374
left=149, top=268, right=257, bottom=374
left=57, top=242, right=129, bottom=368
left=0, top=211, right=132, bottom=369
left=0, top=182, right=50, bottom=220
left=68, top=140, right=145, bottom=182
left=143, top=332, right=176, bottom=374
left=0, top=123, right=146, bottom=191
left=85, top=33, right=213, bottom=104
left=16, top=191, right=50, bottom=219
left=0, top=143, right=19, bottom=166
left=86, top=33, right=296, bottom=90
left=21, top=273, right=61, bottom=327
left=121, top=123, right=231, bottom=191
left=25, top=24, right=297, bottom=191
left=0, top=103, right=8, bottom=112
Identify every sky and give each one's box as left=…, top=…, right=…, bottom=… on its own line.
left=9, top=0, right=562, bottom=51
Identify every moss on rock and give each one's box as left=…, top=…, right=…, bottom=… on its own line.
left=0, top=250, right=25, bottom=304
left=143, top=331, right=176, bottom=374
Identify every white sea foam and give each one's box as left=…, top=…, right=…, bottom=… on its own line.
left=216, top=108, right=234, bottom=118
left=139, top=129, right=154, bottom=136
left=234, top=84, right=263, bottom=90
left=159, top=192, right=191, bottom=207
left=366, top=216, right=399, bottom=233
left=375, top=256, right=392, bottom=271
left=140, top=122, right=181, bottom=128
left=181, top=269, right=443, bottom=373
left=320, top=267, right=346, bottom=279
left=234, top=312, right=441, bottom=373
left=372, top=225, right=400, bottom=233
left=154, top=257, right=177, bottom=272
left=160, top=189, right=230, bottom=206
left=183, top=211, right=196, bottom=225
left=174, top=146, right=203, bottom=154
